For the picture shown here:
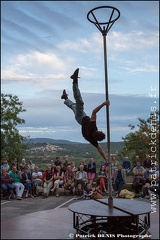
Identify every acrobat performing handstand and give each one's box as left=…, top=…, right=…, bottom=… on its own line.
left=61, top=68, right=110, bottom=163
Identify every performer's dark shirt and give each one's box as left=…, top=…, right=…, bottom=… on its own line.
left=81, top=116, right=98, bottom=148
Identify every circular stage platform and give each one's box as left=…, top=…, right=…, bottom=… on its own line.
left=68, top=198, right=151, bottom=238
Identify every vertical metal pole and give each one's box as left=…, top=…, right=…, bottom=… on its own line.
left=102, top=28, right=113, bottom=208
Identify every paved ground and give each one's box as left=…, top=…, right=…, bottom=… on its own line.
left=1, top=193, right=74, bottom=221
left=1, top=194, right=159, bottom=239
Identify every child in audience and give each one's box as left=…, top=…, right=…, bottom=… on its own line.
left=74, top=183, right=84, bottom=199
left=83, top=183, right=93, bottom=200
left=94, top=184, right=103, bottom=195
left=92, top=184, right=104, bottom=200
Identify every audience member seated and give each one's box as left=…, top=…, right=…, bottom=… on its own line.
left=151, top=161, right=159, bottom=171
left=143, top=154, right=151, bottom=179
left=143, top=154, right=151, bottom=169
left=133, top=155, right=141, bottom=168
left=32, top=166, right=43, bottom=196
left=114, top=164, right=126, bottom=198
left=9, top=166, right=24, bottom=200
left=51, top=165, right=64, bottom=197
left=92, top=184, right=104, bottom=200
left=79, top=159, right=88, bottom=172
left=76, top=164, right=88, bottom=190
left=63, top=156, right=70, bottom=173
left=71, top=162, right=78, bottom=175
left=54, top=156, right=62, bottom=166
left=83, top=183, right=93, bottom=199
left=1, top=168, right=15, bottom=200
left=103, top=156, right=109, bottom=168
left=64, top=164, right=75, bottom=194
left=21, top=166, right=34, bottom=198
left=87, top=158, right=96, bottom=186
left=136, top=182, right=151, bottom=199
left=1, top=158, right=9, bottom=172
left=111, top=156, right=118, bottom=181
left=97, top=165, right=108, bottom=193
left=42, top=165, right=54, bottom=198
left=51, top=162, right=56, bottom=173
left=28, top=160, right=35, bottom=174
left=132, top=160, right=145, bottom=194
left=11, top=158, right=19, bottom=170
left=122, top=156, right=131, bottom=173
left=74, top=184, right=84, bottom=200
left=19, top=158, right=28, bottom=171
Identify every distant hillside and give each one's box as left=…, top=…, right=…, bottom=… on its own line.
left=23, top=138, right=124, bottom=153
left=23, top=138, right=80, bottom=145
left=23, top=138, right=124, bottom=169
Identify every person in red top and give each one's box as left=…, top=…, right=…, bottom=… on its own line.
left=42, top=165, right=54, bottom=198
left=61, top=68, right=110, bottom=163
left=1, top=168, right=15, bottom=200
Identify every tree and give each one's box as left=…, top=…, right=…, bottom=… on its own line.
left=119, top=111, right=159, bottom=163
left=1, top=93, right=27, bottom=163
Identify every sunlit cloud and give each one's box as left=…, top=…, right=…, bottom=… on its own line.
left=1, top=1, right=159, bottom=142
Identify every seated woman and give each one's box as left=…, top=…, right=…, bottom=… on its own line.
left=42, top=165, right=54, bottom=198
left=21, top=166, right=34, bottom=198
left=51, top=165, right=64, bottom=197
left=97, top=165, right=108, bottom=193
left=1, top=168, right=15, bottom=200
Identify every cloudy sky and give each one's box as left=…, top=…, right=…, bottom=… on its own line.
left=1, top=1, right=159, bottom=143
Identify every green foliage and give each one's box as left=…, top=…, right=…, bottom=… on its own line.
left=1, top=93, right=27, bottom=163
left=120, top=111, right=159, bottom=162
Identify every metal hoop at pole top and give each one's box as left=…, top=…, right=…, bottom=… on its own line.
left=87, top=6, right=120, bottom=209
left=87, top=6, right=120, bottom=35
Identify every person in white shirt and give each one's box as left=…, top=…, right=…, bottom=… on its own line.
left=32, top=166, right=43, bottom=196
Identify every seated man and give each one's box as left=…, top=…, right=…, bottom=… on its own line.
left=75, top=164, right=88, bottom=190
left=9, top=166, right=25, bottom=200
left=122, top=156, right=131, bottom=173
left=32, top=166, right=43, bottom=196
left=132, top=160, right=145, bottom=194
left=114, top=164, right=126, bottom=198
left=143, top=154, right=151, bottom=180
left=64, top=164, right=75, bottom=194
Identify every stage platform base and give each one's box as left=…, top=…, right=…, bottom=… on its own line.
left=68, top=198, right=151, bottom=238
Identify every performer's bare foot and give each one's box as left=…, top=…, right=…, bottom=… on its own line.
left=61, top=89, right=68, bottom=100
left=70, top=68, right=80, bottom=83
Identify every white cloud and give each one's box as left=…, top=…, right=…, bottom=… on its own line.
left=120, top=65, right=158, bottom=73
